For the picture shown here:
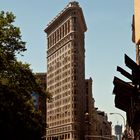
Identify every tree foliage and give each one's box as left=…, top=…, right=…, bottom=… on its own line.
left=0, top=11, right=48, bottom=140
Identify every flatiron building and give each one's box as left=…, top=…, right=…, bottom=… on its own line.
left=44, top=1, right=87, bottom=140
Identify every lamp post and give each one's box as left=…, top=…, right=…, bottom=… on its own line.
left=109, top=113, right=126, bottom=132
left=110, top=113, right=126, bottom=139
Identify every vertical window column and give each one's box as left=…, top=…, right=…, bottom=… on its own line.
left=68, top=20, right=70, bottom=33
left=48, top=37, right=50, bottom=48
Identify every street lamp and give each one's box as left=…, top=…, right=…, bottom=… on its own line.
left=109, top=113, right=126, bottom=131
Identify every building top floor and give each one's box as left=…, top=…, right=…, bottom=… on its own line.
left=44, top=1, right=87, bottom=34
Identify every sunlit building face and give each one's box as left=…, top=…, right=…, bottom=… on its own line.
left=45, top=1, right=87, bottom=140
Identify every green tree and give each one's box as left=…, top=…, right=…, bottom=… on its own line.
left=0, top=11, right=48, bottom=140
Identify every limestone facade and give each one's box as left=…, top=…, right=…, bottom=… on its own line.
left=44, top=1, right=112, bottom=140
left=45, top=1, right=87, bottom=140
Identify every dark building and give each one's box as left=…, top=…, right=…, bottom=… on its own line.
left=113, top=1, right=140, bottom=140
left=34, top=72, right=47, bottom=139
left=34, top=72, right=47, bottom=110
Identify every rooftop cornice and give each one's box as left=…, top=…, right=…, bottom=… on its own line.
left=47, top=1, right=79, bottom=27
left=44, top=1, right=87, bottom=33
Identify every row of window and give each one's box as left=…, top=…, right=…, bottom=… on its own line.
left=47, top=103, right=71, bottom=114
left=47, top=121, right=78, bottom=135
left=47, top=104, right=77, bottom=118
left=47, top=132, right=78, bottom=140
left=52, top=97, right=70, bottom=107
left=48, top=69, right=71, bottom=81
left=48, top=63, right=70, bottom=73
left=48, top=83, right=71, bottom=95
left=47, top=48, right=78, bottom=73
left=48, top=54, right=71, bottom=69
left=48, top=78, right=71, bottom=90
left=47, top=91, right=71, bottom=109
left=47, top=81, right=78, bottom=98
left=47, top=132, right=70, bottom=140
left=47, top=41, right=78, bottom=68
left=48, top=104, right=70, bottom=115
left=47, top=125, right=71, bottom=135
left=47, top=16, right=77, bottom=50
left=47, top=64, right=77, bottom=85
left=48, top=58, right=70, bottom=73
left=48, top=19, right=71, bottom=48
left=47, top=32, right=76, bottom=58
left=48, top=116, right=71, bottom=126
left=47, top=62, right=78, bottom=84
left=48, top=42, right=71, bottom=62
left=51, top=71, right=70, bottom=82
left=47, top=101, right=78, bottom=116
left=48, top=117, right=78, bottom=129
left=47, top=70, right=71, bottom=86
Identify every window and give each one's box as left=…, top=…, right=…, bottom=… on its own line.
left=73, top=17, right=77, bottom=23
left=68, top=133, right=70, bottom=138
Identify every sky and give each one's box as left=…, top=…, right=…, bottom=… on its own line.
left=0, top=0, right=135, bottom=133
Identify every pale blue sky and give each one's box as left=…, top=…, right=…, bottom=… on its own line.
left=0, top=0, right=135, bottom=131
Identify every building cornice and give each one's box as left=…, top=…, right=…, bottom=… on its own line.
left=44, top=1, right=87, bottom=33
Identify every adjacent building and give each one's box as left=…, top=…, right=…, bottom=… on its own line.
left=132, top=0, right=140, bottom=65
left=34, top=72, right=47, bottom=110
left=35, top=72, right=47, bottom=90
left=85, top=78, right=112, bottom=140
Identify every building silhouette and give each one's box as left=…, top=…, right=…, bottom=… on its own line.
left=113, top=1, right=140, bottom=140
